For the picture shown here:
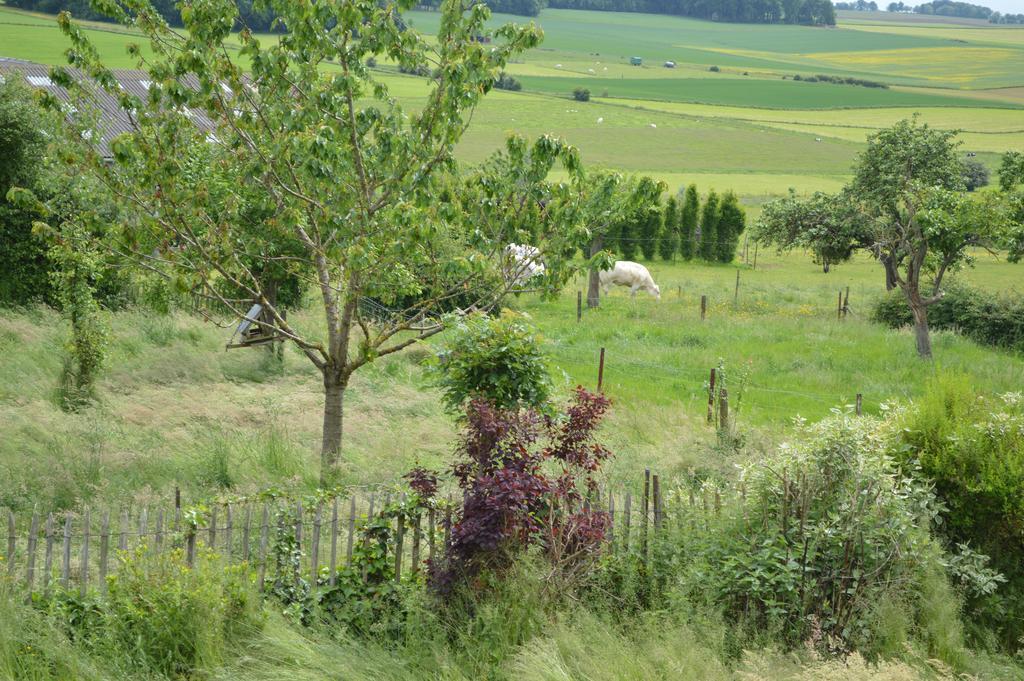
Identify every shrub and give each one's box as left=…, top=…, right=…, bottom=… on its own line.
left=366, top=56, right=377, bottom=68
left=895, top=375, right=1024, bottom=648
left=962, top=158, right=989, bottom=191
left=871, top=281, right=1024, bottom=352
left=36, top=548, right=261, bottom=678
left=572, top=87, right=591, bottom=102
left=709, top=65, right=720, bottom=72
left=431, top=311, right=551, bottom=413
left=691, top=414, right=956, bottom=654
left=431, top=387, right=612, bottom=598
left=494, top=72, right=522, bottom=91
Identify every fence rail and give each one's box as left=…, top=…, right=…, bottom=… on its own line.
left=1, top=471, right=702, bottom=598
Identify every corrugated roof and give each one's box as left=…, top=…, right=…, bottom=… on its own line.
left=0, top=59, right=216, bottom=159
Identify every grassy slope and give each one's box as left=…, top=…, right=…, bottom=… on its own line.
left=3, top=252, right=1022, bottom=514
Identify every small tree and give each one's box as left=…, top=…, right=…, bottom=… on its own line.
left=679, top=184, right=699, bottom=260
left=572, top=87, right=591, bottom=102
left=659, top=195, right=679, bottom=261
left=639, top=203, right=663, bottom=261
left=43, top=0, right=583, bottom=484
left=698, top=190, right=719, bottom=261
left=715, top=191, right=745, bottom=263
left=618, top=212, right=640, bottom=261
left=755, top=190, right=862, bottom=273
left=962, top=158, right=990, bottom=192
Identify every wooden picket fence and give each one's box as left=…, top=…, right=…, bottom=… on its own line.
left=2, top=470, right=706, bottom=598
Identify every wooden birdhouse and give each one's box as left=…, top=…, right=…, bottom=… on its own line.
left=226, top=303, right=281, bottom=349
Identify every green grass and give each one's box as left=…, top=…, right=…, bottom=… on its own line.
left=516, top=74, right=1014, bottom=109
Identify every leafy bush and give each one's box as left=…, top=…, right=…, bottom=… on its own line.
left=431, top=388, right=612, bottom=598
left=36, top=548, right=261, bottom=678
left=895, top=374, right=1024, bottom=648
left=494, top=72, right=522, bottom=91
left=572, top=87, right=591, bottom=102
left=709, top=65, right=721, bottom=72
left=871, top=281, right=1024, bottom=352
left=962, top=158, right=990, bottom=191
left=681, top=414, right=960, bottom=657
left=432, top=311, right=551, bottom=413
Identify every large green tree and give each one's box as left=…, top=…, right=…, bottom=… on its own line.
left=43, top=0, right=589, bottom=484
left=639, top=202, right=663, bottom=261
left=715, top=191, right=746, bottom=263
left=679, top=184, right=699, bottom=261
left=756, top=119, right=1022, bottom=358
left=659, top=195, right=679, bottom=261
left=698, top=190, right=719, bottom=261
left=0, top=78, right=50, bottom=305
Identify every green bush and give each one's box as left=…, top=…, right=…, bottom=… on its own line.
left=872, top=281, right=1024, bottom=353
left=37, top=548, right=262, bottom=678
left=895, top=374, right=1024, bottom=648
left=572, top=87, right=591, bottom=102
left=431, top=311, right=551, bottom=413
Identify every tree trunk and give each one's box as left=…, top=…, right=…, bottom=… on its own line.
left=909, top=298, right=932, bottom=359
left=881, top=255, right=898, bottom=291
left=320, top=371, right=345, bottom=486
left=587, top=234, right=604, bottom=309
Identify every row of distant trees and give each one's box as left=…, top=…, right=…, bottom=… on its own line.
left=546, top=0, right=836, bottom=24
left=835, top=1, right=877, bottom=11
left=613, top=185, right=746, bottom=264
left=6, top=0, right=281, bottom=30
left=885, top=0, right=997, bottom=19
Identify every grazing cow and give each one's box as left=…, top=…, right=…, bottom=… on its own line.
left=599, top=261, right=661, bottom=300
left=505, top=243, right=546, bottom=287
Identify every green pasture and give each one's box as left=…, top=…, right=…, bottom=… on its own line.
left=516, top=74, right=1015, bottom=108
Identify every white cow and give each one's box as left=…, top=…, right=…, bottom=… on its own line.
left=599, top=261, right=661, bottom=300
left=505, top=243, right=546, bottom=287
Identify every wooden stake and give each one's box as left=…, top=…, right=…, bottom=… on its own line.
left=623, top=492, right=632, bottom=551
left=856, top=393, right=863, bottom=416
left=329, top=499, right=338, bottom=585
left=752, top=243, right=758, bottom=270
left=80, top=508, right=90, bottom=597
left=242, top=505, right=252, bottom=562
left=208, top=506, right=217, bottom=550
left=310, top=506, right=322, bottom=594
left=256, top=504, right=269, bottom=592
left=843, top=286, right=850, bottom=319
left=394, top=494, right=405, bottom=582
left=577, top=290, right=582, bottom=323
left=43, top=514, right=54, bottom=593
left=61, top=514, right=72, bottom=589
left=700, top=294, right=707, bottom=320
left=6, top=511, right=14, bottom=578
left=597, top=347, right=605, bottom=393
left=652, top=475, right=662, bottom=530
left=25, top=512, right=39, bottom=593
left=719, top=387, right=730, bottom=432
left=99, top=512, right=110, bottom=595
left=734, top=269, right=740, bottom=305
left=345, top=496, right=356, bottom=566
left=707, top=367, right=717, bottom=424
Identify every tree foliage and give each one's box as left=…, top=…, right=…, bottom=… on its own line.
left=714, top=190, right=745, bottom=263
left=698, top=189, right=719, bottom=261
left=40, top=0, right=590, bottom=484
left=658, top=195, right=679, bottom=261
left=679, top=184, right=699, bottom=261
left=638, top=204, right=662, bottom=261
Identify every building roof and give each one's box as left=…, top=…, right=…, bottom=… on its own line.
left=0, top=58, right=216, bottom=159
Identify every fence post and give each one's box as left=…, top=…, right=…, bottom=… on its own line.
left=641, top=469, right=650, bottom=560
left=412, top=511, right=421, bottom=575
left=61, top=514, right=72, bottom=589
left=608, top=493, right=616, bottom=552
left=25, top=512, right=39, bottom=593
left=752, top=243, right=758, bottom=270
left=80, top=508, right=90, bottom=597
left=837, top=290, right=843, bottom=320
left=209, top=506, right=217, bottom=550
left=256, top=504, right=269, bottom=592
left=155, top=510, right=164, bottom=553
left=597, top=347, right=606, bottom=393
left=734, top=270, right=740, bottom=305
left=623, top=493, right=632, bottom=551
left=329, top=499, right=338, bottom=586
left=225, top=505, right=234, bottom=561
left=700, top=294, right=707, bottom=321
left=428, top=507, right=436, bottom=564
left=856, top=393, right=863, bottom=416
left=394, top=494, right=405, bottom=583
left=346, top=496, right=356, bottom=566
left=719, top=387, right=730, bottom=432
left=577, top=290, right=582, bottom=323
left=707, top=368, right=717, bottom=424
left=6, top=511, right=14, bottom=578
left=293, top=501, right=303, bottom=591
left=99, top=512, right=110, bottom=596
left=43, top=514, right=54, bottom=594
left=242, top=505, right=252, bottom=563
left=652, top=475, right=662, bottom=531
left=310, top=505, right=322, bottom=594
left=843, top=286, right=850, bottom=318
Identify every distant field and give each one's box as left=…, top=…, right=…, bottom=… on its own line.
left=515, top=74, right=1015, bottom=108
left=2, top=3, right=1023, bottom=201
